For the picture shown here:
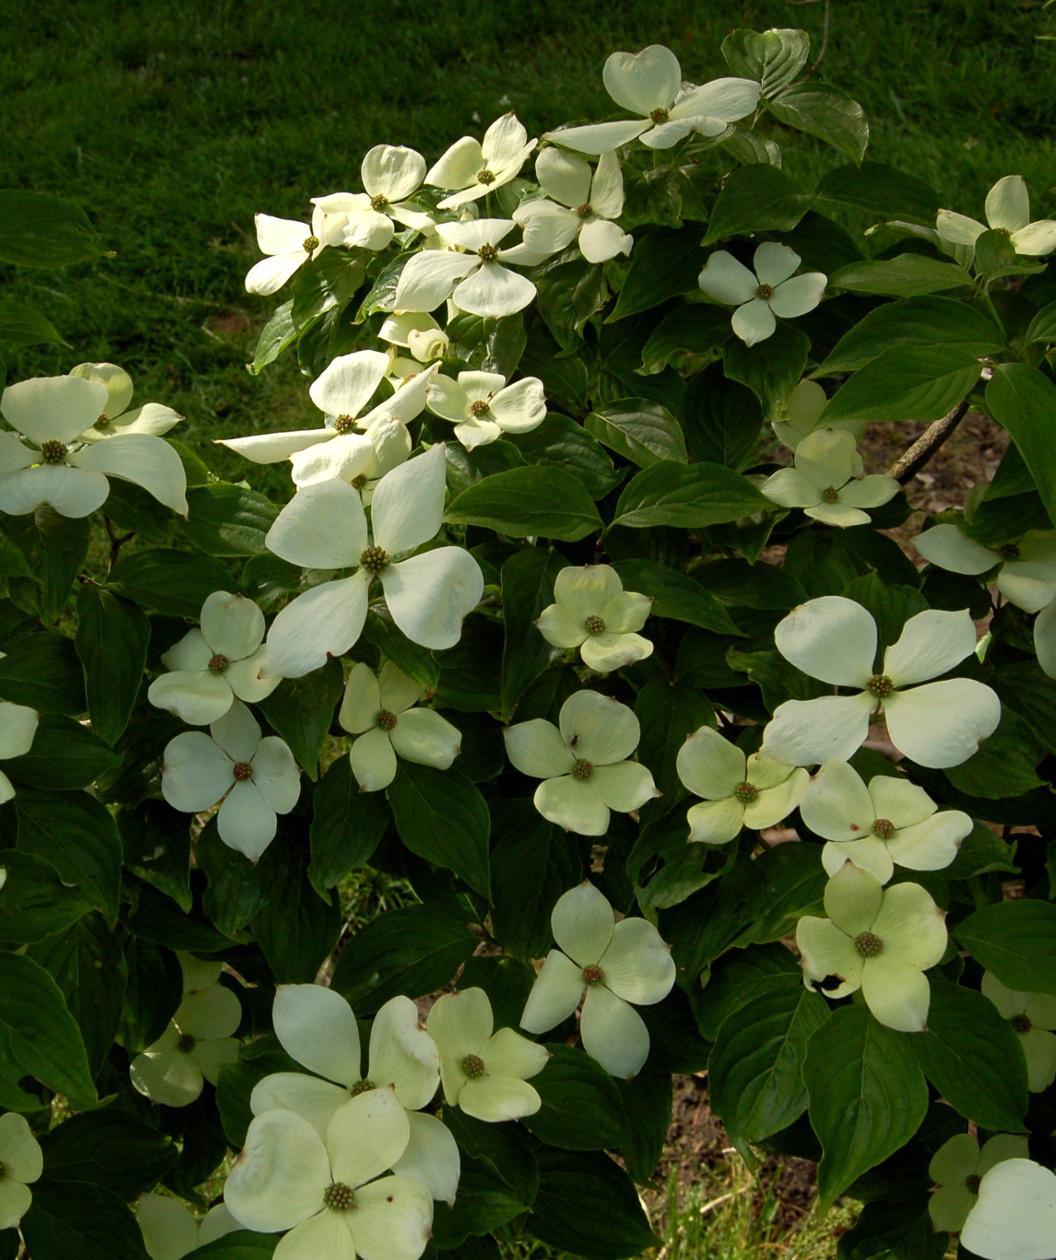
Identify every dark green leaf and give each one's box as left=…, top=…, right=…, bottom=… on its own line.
left=120, top=801, right=193, bottom=911
left=705, top=165, right=812, bottom=243
left=837, top=1198, right=946, bottom=1260
left=309, top=756, right=389, bottom=893
left=0, top=298, right=64, bottom=348
left=217, top=1037, right=300, bottom=1148
left=39, top=1111, right=177, bottom=1200
left=513, top=414, right=621, bottom=500
left=0, top=190, right=99, bottom=268
left=585, top=397, right=687, bottom=467
left=617, top=1071, right=672, bottom=1183
left=186, top=1236, right=277, bottom=1259
left=608, top=228, right=705, bottom=321
left=198, top=822, right=276, bottom=936
left=611, top=460, right=769, bottom=529
left=182, top=484, right=278, bottom=556
left=0, top=850, right=90, bottom=943
left=75, top=587, right=150, bottom=744
left=109, top=548, right=236, bottom=617
left=491, top=802, right=581, bottom=962
left=500, top=548, right=564, bottom=718
left=639, top=306, right=729, bottom=377
left=815, top=163, right=940, bottom=226
left=14, top=790, right=122, bottom=921
left=388, top=763, right=490, bottom=898
left=20, top=1183, right=147, bottom=1260
left=612, top=559, right=740, bottom=634
left=821, top=346, right=981, bottom=424
left=530, top=1150, right=656, bottom=1259
left=953, top=899, right=1056, bottom=995
left=986, top=364, right=1056, bottom=528
left=830, top=254, right=972, bottom=297
left=722, top=27, right=810, bottom=95
left=724, top=326, right=810, bottom=418
left=446, top=466, right=602, bottom=542
left=259, top=657, right=342, bottom=779
left=251, top=850, right=341, bottom=983
left=0, top=631, right=84, bottom=713
left=769, top=82, right=868, bottom=162
left=247, top=300, right=297, bottom=374
left=524, top=1045, right=630, bottom=1151
left=4, top=714, right=120, bottom=789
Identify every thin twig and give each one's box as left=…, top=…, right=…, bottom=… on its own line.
left=887, top=398, right=972, bottom=484
left=810, top=0, right=833, bottom=73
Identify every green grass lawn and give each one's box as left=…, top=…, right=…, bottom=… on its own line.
left=2, top=0, right=1054, bottom=471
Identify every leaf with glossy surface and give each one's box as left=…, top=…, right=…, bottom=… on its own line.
left=611, top=460, right=769, bottom=529
left=109, top=548, right=236, bottom=617
left=14, top=790, right=122, bottom=922
left=182, top=484, right=278, bottom=556
left=524, top=1045, right=631, bottom=1152
left=259, top=656, right=342, bottom=780
left=308, top=756, right=389, bottom=893
left=986, top=364, right=1056, bottom=528
left=389, top=762, right=491, bottom=898
left=705, top=164, right=812, bottom=243
left=769, top=82, right=868, bottom=163
left=821, top=346, right=980, bottom=424
left=0, top=190, right=99, bottom=267
left=20, top=1183, right=147, bottom=1260
left=530, top=1150, right=656, bottom=1259
left=609, top=227, right=705, bottom=321
left=75, top=586, right=150, bottom=745
left=585, top=398, right=687, bottom=467
left=446, top=466, right=602, bottom=541
left=830, top=254, right=972, bottom=297
left=953, top=899, right=1056, bottom=995
left=612, top=560, right=740, bottom=634
left=500, top=547, right=565, bottom=718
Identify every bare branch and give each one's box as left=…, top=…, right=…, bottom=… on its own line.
left=887, top=399, right=971, bottom=484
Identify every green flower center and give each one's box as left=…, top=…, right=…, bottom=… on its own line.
left=208, top=653, right=230, bottom=675
left=965, top=1173, right=981, bottom=1193
left=866, top=674, right=895, bottom=699
left=477, top=243, right=498, bottom=262
left=583, top=615, right=606, bottom=636
left=571, top=759, right=594, bottom=782
left=323, top=1181, right=356, bottom=1211
left=582, top=964, right=604, bottom=986
left=470, top=399, right=491, bottom=417
left=359, top=545, right=389, bottom=574
left=1001, top=543, right=1021, bottom=560
left=476, top=167, right=496, bottom=185
left=734, top=781, right=758, bottom=804
left=461, top=1053, right=486, bottom=1079
left=649, top=107, right=669, bottom=124
left=377, top=710, right=398, bottom=732
left=575, top=202, right=593, bottom=219
left=350, top=473, right=367, bottom=491
left=40, top=440, right=68, bottom=464
left=303, top=235, right=320, bottom=253
left=370, top=193, right=389, bottom=211
left=854, top=931, right=884, bottom=958
left=232, top=761, right=254, bottom=782
left=349, top=1078, right=375, bottom=1096
left=821, top=486, right=840, bottom=504
left=756, top=283, right=774, bottom=300
left=872, top=818, right=896, bottom=840
left=334, top=414, right=357, bottom=434
left=176, top=1033, right=197, bottom=1053
left=96, top=412, right=111, bottom=429
left=1011, top=1014, right=1033, bottom=1034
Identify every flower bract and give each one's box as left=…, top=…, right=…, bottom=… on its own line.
left=513, top=149, right=633, bottom=264
left=534, top=564, right=653, bottom=673
left=927, top=1132, right=1028, bottom=1234
left=698, top=243, right=826, bottom=346
left=130, top=980, right=241, bottom=1107
left=914, top=523, right=1056, bottom=613
left=761, top=428, right=899, bottom=528
left=981, top=971, right=1056, bottom=1093
left=426, top=113, right=536, bottom=210
left=961, top=1158, right=1056, bottom=1260
left=426, top=370, right=546, bottom=450
left=0, top=1112, right=42, bottom=1229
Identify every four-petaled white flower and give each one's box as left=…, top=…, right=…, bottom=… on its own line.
left=263, top=444, right=484, bottom=678
left=962, top=1159, right=1056, bottom=1260
left=311, top=144, right=434, bottom=252
left=514, top=149, right=633, bottom=264
left=698, top=243, right=826, bottom=347
left=0, top=699, right=38, bottom=804
left=914, top=523, right=1056, bottom=614
left=250, top=985, right=458, bottom=1206
left=761, top=596, right=1001, bottom=769
left=0, top=375, right=188, bottom=518
left=393, top=220, right=542, bottom=319
left=770, top=380, right=866, bottom=451
left=426, top=113, right=536, bottom=210
left=426, top=369, right=546, bottom=450
left=224, top=1091, right=434, bottom=1260
left=927, top=1132, right=1029, bottom=1235
left=937, top=175, right=1056, bottom=259
left=338, top=661, right=460, bottom=791
left=148, top=591, right=278, bottom=725
left=0, top=1112, right=42, bottom=1230
left=245, top=207, right=342, bottom=295
left=427, top=988, right=548, bottom=1123
left=802, top=760, right=971, bottom=883
left=545, top=44, right=759, bottom=153
left=503, top=690, right=659, bottom=835
left=796, top=862, right=947, bottom=1033
left=675, top=725, right=808, bottom=844
left=70, top=361, right=183, bottom=439
left=216, top=350, right=435, bottom=472
left=137, top=1194, right=239, bottom=1260
left=535, top=564, right=653, bottom=673
left=761, top=429, right=899, bottom=528
left=130, top=980, right=241, bottom=1107
left=981, top=971, right=1056, bottom=1094
left=520, top=882, right=675, bottom=1079
left=161, top=700, right=301, bottom=860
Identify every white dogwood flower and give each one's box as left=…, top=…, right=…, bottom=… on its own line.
left=137, top=1195, right=239, bottom=1260
left=426, top=369, right=546, bottom=449
left=962, top=1159, right=1056, bottom=1260
left=311, top=145, right=434, bottom=252
left=698, top=243, right=826, bottom=347
left=802, top=760, right=970, bottom=883
left=770, top=380, right=868, bottom=451
left=514, top=149, right=633, bottom=264
left=796, top=863, right=947, bottom=1033
left=251, top=986, right=457, bottom=1208
left=263, top=445, right=484, bottom=678
left=69, top=362, right=183, bottom=439
left=503, top=689, right=658, bottom=835
left=761, top=597, right=1001, bottom=768
left=161, top=701, right=300, bottom=860
left=544, top=44, right=759, bottom=153
left=338, top=662, right=460, bottom=791
left=393, top=219, right=541, bottom=318
left=761, top=429, right=899, bottom=528
left=535, top=564, right=653, bottom=673
left=216, top=351, right=435, bottom=468
left=148, top=591, right=279, bottom=725
left=520, top=882, right=675, bottom=1079
left=981, top=971, right=1056, bottom=1093
left=937, top=175, right=1056, bottom=258
left=927, top=1133, right=1029, bottom=1234
left=224, top=1092, right=434, bottom=1260
left=0, top=700, right=38, bottom=804
left=426, top=113, right=536, bottom=210
left=130, top=981, right=241, bottom=1107
left=675, top=726, right=808, bottom=844
left=245, top=207, right=342, bottom=295
left=0, top=1112, right=42, bottom=1230
left=0, top=375, right=188, bottom=518
left=427, top=988, right=548, bottom=1123
left=378, top=312, right=449, bottom=365
left=914, top=524, right=1056, bottom=614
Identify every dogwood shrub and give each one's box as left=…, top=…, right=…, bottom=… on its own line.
left=2, top=24, right=1056, bottom=1260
